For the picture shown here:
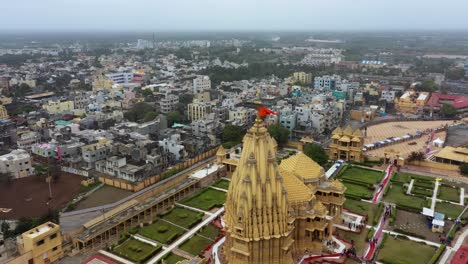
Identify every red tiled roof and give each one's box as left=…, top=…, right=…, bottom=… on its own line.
left=451, top=246, right=468, bottom=264
left=426, top=92, right=468, bottom=109
left=82, top=255, right=119, bottom=264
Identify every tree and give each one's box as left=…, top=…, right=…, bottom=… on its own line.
left=303, top=143, right=329, bottom=166
left=441, top=104, right=457, bottom=117
left=267, top=123, right=290, bottom=146
left=222, top=125, right=244, bottom=148
left=124, top=102, right=155, bottom=122
left=143, top=111, right=158, bottom=122
left=460, top=163, right=468, bottom=176
left=416, top=80, right=438, bottom=92
left=14, top=83, right=32, bottom=97
left=167, top=111, right=183, bottom=126
left=0, top=172, right=13, bottom=184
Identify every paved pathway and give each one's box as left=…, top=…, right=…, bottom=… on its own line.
left=439, top=206, right=468, bottom=264
left=132, top=234, right=159, bottom=247
left=460, top=188, right=465, bottom=206
left=212, top=236, right=226, bottom=264
left=175, top=203, right=214, bottom=216
left=406, top=179, right=414, bottom=195
left=431, top=180, right=440, bottom=211
left=372, top=164, right=393, bottom=203
left=147, top=207, right=225, bottom=264
left=98, top=249, right=134, bottom=264
left=209, top=186, right=228, bottom=193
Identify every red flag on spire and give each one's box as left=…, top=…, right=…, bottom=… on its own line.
left=258, top=106, right=278, bottom=117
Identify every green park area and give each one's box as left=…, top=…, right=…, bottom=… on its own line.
left=139, top=219, right=185, bottom=244
left=113, top=238, right=161, bottom=263
left=160, top=207, right=204, bottom=228
left=377, top=236, right=437, bottom=264
left=383, top=184, right=428, bottom=212
left=179, top=234, right=213, bottom=256
left=340, top=167, right=384, bottom=185
left=342, top=182, right=374, bottom=200
left=160, top=253, right=186, bottom=264
left=198, top=224, right=221, bottom=240
left=344, top=199, right=379, bottom=224
left=212, top=179, right=230, bottom=190
left=390, top=173, right=412, bottom=184
left=336, top=229, right=368, bottom=256
left=437, top=185, right=460, bottom=203
left=435, top=202, right=464, bottom=219
left=181, top=188, right=227, bottom=211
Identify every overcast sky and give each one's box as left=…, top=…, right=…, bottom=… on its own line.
left=2, top=0, right=467, bottom=32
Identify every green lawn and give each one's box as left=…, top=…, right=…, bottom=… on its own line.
left=411, top=187, right=433, bottom=197
left=383, top=185, right=427, bottom=211
left=198, top=224, right=220, bottom=240
left=212, top=179, right=230, bottom=190
left=435, top=202, right=464, bottom=219
left=335, top=229, right=368, bottom=256
left=160, top=207, right=204, bottom=228
left=344, top=199, right=378, bottom=224
left=438, top=186, right=460, bottom=203
left=179, top=235, right=213, bottom=256
left=181, top=188, right=226, bottom=211
left=390, top=173, right=412, bottom=184
left=343, top=182, right=374, bottom=200
left=377, top=237, right=437, bottom=264
left=139, top=219, right=185, bottom=244
left=160, top=253, right=186, bottom=264
left=113, top=238, right=161, bottom=263
left=340, top=167, right=384, bottom=185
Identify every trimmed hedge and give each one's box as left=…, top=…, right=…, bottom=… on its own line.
left=448, top=225, right=460, bottom=239
left=428, top=245, right=446, bottom=264
left=395, top=203, right=423, bottom=213
left=389, top=207, right=397, bottom=225
left=373, top=203, right=384, bottom=225
left=393, top=228, right=426, bottom=239
left=367, top=227, right=376, bottom=240
left=378, top=233, right=389, bottom=250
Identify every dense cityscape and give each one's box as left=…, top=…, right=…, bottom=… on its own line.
left=1, top=2, right=468, bottom=264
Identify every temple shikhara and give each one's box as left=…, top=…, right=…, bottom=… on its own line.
left=222, top=118, right=346, bottom=264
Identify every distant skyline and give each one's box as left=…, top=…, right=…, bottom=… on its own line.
left=2, top=0, right=468, bottom=32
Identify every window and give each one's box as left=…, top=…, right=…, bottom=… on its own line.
left=50, top=233, right=57, bottom=240
left=36, top=239, right=45, bottom=246
left=52, top=246, right=58, bottom=251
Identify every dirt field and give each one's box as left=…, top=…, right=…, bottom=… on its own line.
left=389, top=209, right=452, bottom=243
left=74, top=185, right=132, bottom=210
left=0, top=174, right=85, bottom=219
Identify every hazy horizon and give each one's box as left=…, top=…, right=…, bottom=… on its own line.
left=2, top=0, right=468, bottom=32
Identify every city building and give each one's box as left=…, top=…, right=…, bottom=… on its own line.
left=16, top=131, right=41, bottom=151
left=95, top=156, right=147, bottom=182
left=193, top=75, right=211, bottom=93
left=228, top=107, right=256, bottom=126
left=0, top=149, right=34, bottom=178
left=0, top=104, right=8, bottom=119
left=396, top=90, right=429, bottom=113
left=380, top=90, right=396, bottom=103
left=187, top=101, right=212, bottom=121
left=160, top=94, right=179, bottom=114
left=105, top=71, right=134, bottom=84
left=223, top=120, right=345, bottom=263
left=314, top=75, right=342, bottom=90
left=42, top=100, right=75, bottom=114
left=159, top=134, right=186, bottom=161
left=292, top=72, right=312, bottom=84
left=328, top=125, right=364, bottom=162
left=425, top=92, right=468, bottom=115
left=81, top=139, right=112, bottom=167
left=14, top=222, right=64, bottom=264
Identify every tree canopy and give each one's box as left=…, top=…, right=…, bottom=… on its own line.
left=460, top=163, right=468, bottom=176
left=167, top=111, right=183, bottom=126
left=267, top=123, right=290, bottom=146
left=303, top=143, right=329, bottom=166
left=124, top=102, right=155, bottom=122
left=143, top=111, right=158, bottom=122
left=441, top=104, right=457, bottom=117
left=222, top=125, right=244, bottom=148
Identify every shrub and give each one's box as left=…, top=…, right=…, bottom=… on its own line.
left=448, top=225, right=460, bottom=239
left=389, top=208, right=397, bottom=225
left=129, top=227, right=139, bottom=234
left=367, top=227, right=375, bottom=240
left=118, top=233, right=130, bottom=244
left=378, top=233, right=389, bottom=250
left=157, top=226, right=169, bottom=233
left=373, top=203, right=384, bottom=225
left=178, top=213, right=188, bottom=219
left=428, top=245, right=446, bottom=264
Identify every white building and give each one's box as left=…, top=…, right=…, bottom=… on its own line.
left=0, top=149, right=34, bottom=179
left=17, top=131, right=41, bottom=150
left=159, top=134, right=186, bottom=161
left=95, top=156, right=146, bottom=182
left=381, top=90, right=396, bottom=103
left=314, top=75, right=342, bottom=90
left=106, top=71, right=134, bottom=84
left=160, top=94, right=179, bottom=114
left=193, top=75, right=211, bottom=93
left=228, top=107, right=256, bottom=126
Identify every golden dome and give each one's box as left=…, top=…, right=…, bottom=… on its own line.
left=279, top=152, right=325, bottom=181
left=339, top=136, right=350, bottom=142
left=331, top=134, right=341, bottom=140
left=352, top=129, right=363, bottom=137
left=343, top=125, right=354, bottom=136
left=332, top=127, right=343, bottom=135
left=279, top=168, right=312, bottom=203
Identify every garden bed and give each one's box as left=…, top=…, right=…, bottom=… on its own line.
left=435, top=202, right=464, bottom=219
left=181, top=188, right=227, bottom=211
left=212, top=179, right=230, bottom=190
left=383, top=185, right=427, bottom=212
left=344, top=199, right=378, bottom=224
left=113, top=238, right=161, bottom=263
left=160, top=207, right=204, bottom=228
left=377, top=236, right=437, bottom=264
left=179, top=235, right=213, bottom=256
left=437, top=185, right=460, bottom=203
left=139, top=219, right=185, bottom=244
left=343, top=182, right=374, bottom=200
left=339, top=167, right=384, bottom=185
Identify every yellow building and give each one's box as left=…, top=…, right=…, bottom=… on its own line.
left=292, top=72, right=312, bottom=84
left=92, top=74, right=114, bottom=92
left=396, top=90, right=429, bottom=113
left=0, top=104, right=8, bottom=119
left=328, top=125, right=364, bottom=162
left=187, top=101, right=212, bottom=121
left=12, top=222, right=63, bottom=264
left=223, top=119, right=345, bottom=264
left=42, top=100, right=74, bottom=114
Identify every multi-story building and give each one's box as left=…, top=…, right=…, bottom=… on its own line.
left=81, top=139, right=112, bottom=167
left=160, top=94, right=179, bottom=114
left=159, top=134, right=186, bottom=161
left=15, top=222, right=64, bottom=264
left=292, top=72, right=312, bottom=84
left=0, top=149, right=34, bottom=179
left=106, top=71, right=134, bottom=84
left=16, top=131, right=41, bottom=151
left=42, top=100, right=74, bottom=114
left=396, top=90, right=429, bottom=113
left=310, top=112, right=325, bottom=134
left=193, top=75, right=211, bottom=93
left=0, top=104, right=8, bottom=119
left=328, top=125, right=364, bottom=162
left=187, top=101, right=212, bottom=121
left=279, top=109, right=297, bottom=132
left=72, top=91, right=89, bottom=110
left=223, top=121, right=345, bottom=263
left=380, top=90, right=396, bottom=103
left=228, top=107, right=256, bottom=126
left=314, top=75, right=342, bottom=90
left=95, top=156, right=146, bottom=182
